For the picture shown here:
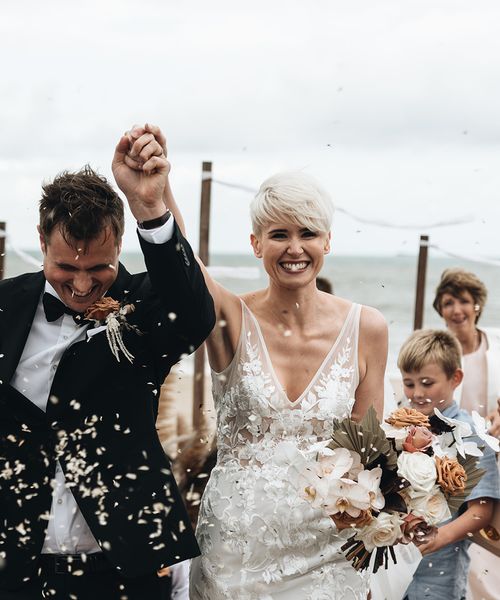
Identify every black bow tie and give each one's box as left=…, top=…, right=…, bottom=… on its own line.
left=42, top=293, right=87, bottom=325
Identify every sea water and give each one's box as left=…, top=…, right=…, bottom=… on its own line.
left=4, top=251, right=500, bottom=375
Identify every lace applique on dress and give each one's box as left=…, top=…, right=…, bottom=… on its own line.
left=190, top=301, right=369, bottom=599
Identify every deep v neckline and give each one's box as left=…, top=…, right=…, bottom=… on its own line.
left=242, top=300, right=356, bottom=406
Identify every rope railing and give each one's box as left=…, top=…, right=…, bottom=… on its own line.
left=0, top=229, right=262, bottom=279
left=428, top=242, right=500, bottom=268
left=206, top=175, right=475, bottom=230
left=0, top=229, right=42, bottom=269
left=0, top=172, right=496, bottom=272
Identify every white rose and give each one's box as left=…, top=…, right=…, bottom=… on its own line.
left=356, top=512, right=404, bottom=551
left=407, top=486, right=452, bottom=526
left=397, top=451, right=437, bottom=494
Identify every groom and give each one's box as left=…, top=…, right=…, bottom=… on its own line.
left=0, top=133, right=215, bottom=598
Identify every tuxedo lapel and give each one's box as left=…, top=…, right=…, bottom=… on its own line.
left=0, top=272, right=44, bottom=385
left=0, top=264, right=131, bottom=387
left=0, top=265, right=133, bottom=418
left=105, top=262, right=133, bottom=303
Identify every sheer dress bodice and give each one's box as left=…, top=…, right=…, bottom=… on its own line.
left=190, top=300, right=369, bottom=599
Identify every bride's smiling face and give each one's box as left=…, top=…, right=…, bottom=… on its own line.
left=251, top=222, right=330, bottom=288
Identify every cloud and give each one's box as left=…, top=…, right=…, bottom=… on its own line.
left=1, top=0, right=500, bottom=256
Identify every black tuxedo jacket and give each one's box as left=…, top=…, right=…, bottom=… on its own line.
left=0, top=225, right=215, bottom=590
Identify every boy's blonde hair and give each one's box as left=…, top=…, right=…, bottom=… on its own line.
left=397, top=329, right=462, bottom=379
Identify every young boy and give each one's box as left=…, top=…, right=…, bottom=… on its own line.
left=397, top=329, right=499, bottom=600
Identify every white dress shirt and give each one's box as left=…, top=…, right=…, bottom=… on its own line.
left=170, top=560, right=190, bottom=599
left=10, top=219, right=174, bottom=555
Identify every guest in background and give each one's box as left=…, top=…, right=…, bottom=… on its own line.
left=433, top=268, right=500, bottom=429
left=316, top=275, right=333, bottom=294
left=433, top=267, right=500, bottom=598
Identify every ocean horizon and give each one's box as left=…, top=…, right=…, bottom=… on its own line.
left=4, top=250, right=500, bottom=374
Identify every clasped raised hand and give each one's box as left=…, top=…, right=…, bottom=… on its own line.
left=112, top=123, right=169, bottom=223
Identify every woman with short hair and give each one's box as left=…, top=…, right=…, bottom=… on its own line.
left=127, top=125, right=388, bottom=599
left=190, top=171, right=388, bottom=599
left=433, top=268, right=500, bottom=425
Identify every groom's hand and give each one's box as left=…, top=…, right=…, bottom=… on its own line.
left=122, top=124, right=182, bottom=230
left=126, top=124, right=167, bottom=162
left=112, top=124, right=169, bottom=222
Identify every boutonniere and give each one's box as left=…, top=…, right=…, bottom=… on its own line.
left=84, top=297, right=141, bottom=363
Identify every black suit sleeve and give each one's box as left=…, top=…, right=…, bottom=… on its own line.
left=137, top=222, right=216, bottom=355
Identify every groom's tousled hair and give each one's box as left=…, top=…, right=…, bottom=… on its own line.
left=39, top=165, right=124, bottom=247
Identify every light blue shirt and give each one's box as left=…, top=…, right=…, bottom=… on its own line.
left=405, top=401, right=500, bottom=600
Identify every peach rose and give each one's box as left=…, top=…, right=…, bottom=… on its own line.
left=331, top=509, right=373, bottom=531
left=400, top=513, right=438, bottom=545
left=385, top=407, right=430, bottom=429
left=84, top=297, right=121, bottom=321
left=435, top=456, right=466, bottom=495
left=402, top=426, right=434, bottom=453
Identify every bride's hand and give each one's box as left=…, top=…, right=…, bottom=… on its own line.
left=124, top=123, right=167, bottom=172
left=112, top=126, right=169, bottom=222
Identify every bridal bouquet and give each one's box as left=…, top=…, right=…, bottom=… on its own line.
left=300, top=406, right=496, bottom=572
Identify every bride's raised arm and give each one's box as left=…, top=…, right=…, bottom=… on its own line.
left=123, top=123, right=242, bottom=373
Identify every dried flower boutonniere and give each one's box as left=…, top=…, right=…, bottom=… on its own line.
left=84, top=297, right=141, bottom=363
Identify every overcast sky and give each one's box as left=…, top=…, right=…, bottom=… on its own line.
left=2, top=0, right=500, bottom=258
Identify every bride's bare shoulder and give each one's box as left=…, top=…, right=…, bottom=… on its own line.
left=320, top=293, right=353, bottom=318
left=359, top=304, right=387, bottom=335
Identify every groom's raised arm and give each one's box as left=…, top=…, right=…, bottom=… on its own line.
left=112, top=131, right=215, bottom=353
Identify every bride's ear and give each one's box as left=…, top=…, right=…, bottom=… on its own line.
left=324, top=232, right=331, bottom=254
left=251, top=233, right=262, bottom=258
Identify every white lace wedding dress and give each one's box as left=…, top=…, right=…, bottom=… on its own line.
left=190, top=300, right=369, bottom=599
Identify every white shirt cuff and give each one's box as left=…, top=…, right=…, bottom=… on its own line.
left=137, top=215, right=175, bottom=244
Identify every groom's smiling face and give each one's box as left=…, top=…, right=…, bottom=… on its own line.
left=40, top=225, right=121, bottom=313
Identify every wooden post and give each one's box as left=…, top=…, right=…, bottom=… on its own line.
left=0, top=222, right=5, bottom=281
left=193, top=162, right=212, bottom=428
left=413, top=235, right=429, bottom=330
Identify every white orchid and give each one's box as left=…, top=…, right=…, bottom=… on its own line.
left=313, top=446, right=356, bottom=480
left=432, top=431, right=483, bottom=459
left=434, top=408, right=472, bottom=437
left=298, top=467, right=331, bottom=509
left=346, top=451, right=364, bottom=480
left=380, top=422, right=409, bottom=450
left=321, top=478, right=372, bottom=517
left=357, top=468, right=385, bottom=511
left=471, top=411, right=500, bottom=453
left=433, top=408, right=478, bottom=458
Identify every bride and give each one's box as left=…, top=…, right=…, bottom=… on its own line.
left=127, top=125, right=388, bottom=599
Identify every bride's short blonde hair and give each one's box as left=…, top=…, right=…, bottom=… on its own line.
left=250, top=171, right=334, bottom=236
